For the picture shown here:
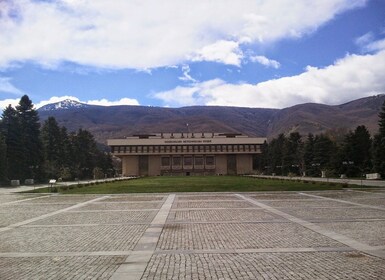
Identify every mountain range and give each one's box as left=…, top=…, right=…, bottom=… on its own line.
left=38, top=94, right=385, bottom=144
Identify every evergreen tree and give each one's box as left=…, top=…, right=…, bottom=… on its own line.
left=339, top=126, right=372, bottom=177
left=71, top=129, right=99, bottom=179
left=58, top=126, right=73, bottom=179
left=268, top=134, right=286, bottom=175
left=303, top=134, right=317, bottom=176
left=0, top=105, right=24, bottom=180
left=282, top=132, right=302, bottom=175
left=95, top=151, right=114, bottom=178
left=16, top=95, right=44, bottom=180
left=378, top=100, right=385, bottom=136
left=313, top=134, right=336, bottom=176
left=0, top=132, right=7, bottom=183
left=41, top=117, right=64, bottom=179
left=373, top=101, right=385, bottom=176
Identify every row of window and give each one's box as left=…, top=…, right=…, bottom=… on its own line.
left=161, top=155, right=215, bottom=168
left=111, top=144, right=260, bottom=154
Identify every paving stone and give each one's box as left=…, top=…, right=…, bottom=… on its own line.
left=0, top=255, right=125, bottom=280
left=260, top=199, right=359, bottom=208
left=310, top=191, right=383, bottom=200
left=157, top=223, right=346, bottom=250
left=24, top=195, right=99, bottom=204
left=0, top=212, right=48, bottom=227
left=172, top=201, right=256, bottom=209
left=0, top=225, right=147, bottom=252
left=176, top=195, right=241, bottom=201
left=344, top=198, right=385, bottom=208
left=30, top=210, right=155, bottom=225
left=0, top=194, right=41, bottom=204
left=0, top=203, right=76, bottom=213
left=74, top=202, right=162, bottom=211
left=104, top=196, right=165, bottom=202
left=142, top=252, right=385, bottom=280
left=283, top=207, right=385, bottom=221
left=169, top=209, right=281, bottom=222
left=1, top=190, right=384, bottom=279
left=319, top=221, right=385, bottom=246
left=249, top=193, right=315, bottom=200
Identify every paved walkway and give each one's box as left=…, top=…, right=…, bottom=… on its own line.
left=0, top=189, right=384, bottom=279
left=253, top=175, right=385, bottom=187
left=0, top=177, right=134, bottom=194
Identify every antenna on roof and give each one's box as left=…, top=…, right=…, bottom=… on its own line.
left=186, top=123, right=190, bottom=135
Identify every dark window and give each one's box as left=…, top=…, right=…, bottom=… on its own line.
left=195, top=156, right=204, bottom=166
left=161, top=157, right=170, bottom=167
left=173, top=156, right=182, bottom=166
left=206, top=156, right=215, bottom=165
left=184, top=156, right=193, bottom=166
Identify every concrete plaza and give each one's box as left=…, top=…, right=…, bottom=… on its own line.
left=0, top=189, right=384, bottom=279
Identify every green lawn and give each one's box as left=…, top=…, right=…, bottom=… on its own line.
left=28, top=176, right=343, bottom=194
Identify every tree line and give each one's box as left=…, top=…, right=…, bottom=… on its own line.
left=0, top=95, right=114, bottom=185
left=255, top=101, right=385, bottom=178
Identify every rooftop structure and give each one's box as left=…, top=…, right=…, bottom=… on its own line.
left=108, top=133, right=266, bottom=176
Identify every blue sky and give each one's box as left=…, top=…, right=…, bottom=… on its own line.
left=1, top=0, right=385, bottom=110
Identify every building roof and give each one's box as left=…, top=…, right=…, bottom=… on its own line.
left=108, top=132, right=266, bottom=146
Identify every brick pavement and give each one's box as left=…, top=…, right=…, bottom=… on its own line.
left=0, top=189, right=384, bottom=279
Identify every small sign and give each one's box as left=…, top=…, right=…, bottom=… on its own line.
left=49, top=179, right=57, bottom=184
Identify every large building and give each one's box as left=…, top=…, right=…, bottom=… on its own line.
left=108, top=133, right=266, bottom=176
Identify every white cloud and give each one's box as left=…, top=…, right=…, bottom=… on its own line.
left=0, top=77, right=25, bottom=95
left=34, top=96, right=139, bottom=108
left=364, top=38, right=385, bottom=53
left=179, top=65, right=197, bottom=82
left=355, top=32, right=385, bottom=53
left=355, top=32, right=374, bottom=47
left=0, top=0, right=367, bottom=69
left=87, top=98, right=139, bottom=106
left=191, top=40, right=243, bottom=66
left=250, top=55, right=281, bottom=69
left=154, top=50, right=385, bottom=108
left=1, top=95, right=140, bottom=110
left=0, top=98, right=20, bottom=111
left=34, top=96, right=81, bottom=109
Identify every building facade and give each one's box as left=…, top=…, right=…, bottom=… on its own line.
left=108, top=133, right=266, bottom=176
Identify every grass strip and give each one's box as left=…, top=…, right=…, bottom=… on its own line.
left=26, top=176, right=343, bottom=194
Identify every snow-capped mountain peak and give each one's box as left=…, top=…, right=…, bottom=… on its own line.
left=38, top=99, right=91, bottom=111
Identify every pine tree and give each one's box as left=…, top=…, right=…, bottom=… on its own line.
left=0, top=132, right=7, bottom=183
left=303, top=134, right=316, bottom=176
left=71, top=129, right=99, bottom=179
left=41, top=117, right=63, bottom=179
left=378, top=100, right=385, bottom=136
left=282, top=132, right=302, bottom=175
left=373, top=101, right=385, bottom=176
left=0, top=105, right=24, bottom=180
left=339, top=125, right=372, bottom=177
left=16, top=95, right=44, bottom=181
left=268, top=134, right=286, bottom=175
left=313, top=134, right=336, bottom=176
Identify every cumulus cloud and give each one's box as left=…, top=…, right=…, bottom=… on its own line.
left=191, top=40, right=243, bottom=66
left=250, top=55, right=281, bottom=68
left=0, top=0, right=367, bottom=69
left=1, top=95, right=140, bottom=111
left=34, top=96, right=139, bottom=108
left=0, top=98, right=20, bottom=111
left=34, top=96, right=81, bottom=109
left=87, top=98, right=139, bottom=106
left=154, top=50, right=385, bottom=108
